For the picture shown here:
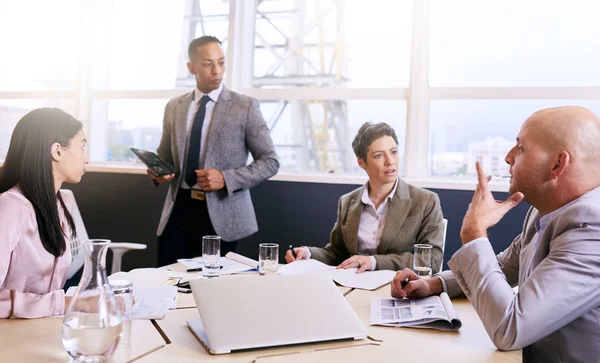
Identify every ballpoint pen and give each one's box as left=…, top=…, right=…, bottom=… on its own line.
left=186, top=266, right=223, bottom=272
left=401, top=277, right=409, bottom=288
left=289, top=245, right=297, bottom=259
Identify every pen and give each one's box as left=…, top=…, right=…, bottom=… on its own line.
left=186, top=266, right=223, bottom=272
left=401, top=277, right=409, bottom=288
left=289, top=245, right=297, bottom=259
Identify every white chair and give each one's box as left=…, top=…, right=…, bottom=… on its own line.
left=61, top=189, right=147, bottom=277
left=438, top=218, right=448, bottom=272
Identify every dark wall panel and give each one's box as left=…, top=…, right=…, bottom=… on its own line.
left=64, top=173, right=530, bottom=272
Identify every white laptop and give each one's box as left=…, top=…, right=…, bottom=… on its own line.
left=187, top=274, right=367, bottom=354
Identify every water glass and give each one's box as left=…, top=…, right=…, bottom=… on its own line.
left=110, top=279, right=133, bottom=351
left=413, top=244, right=433, bottom=277
left=259, top=243, right=279, bottom=275
left=202, top=235, right=221, bottom=278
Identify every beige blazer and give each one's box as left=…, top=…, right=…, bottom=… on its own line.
left=308, top=179, right=445, bottom=273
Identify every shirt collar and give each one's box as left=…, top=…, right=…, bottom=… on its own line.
left=193, top=82, right=223, bottom=104
left=361, top=177, right=399, bottom=207
left=534, top=191, right=587, bottom=233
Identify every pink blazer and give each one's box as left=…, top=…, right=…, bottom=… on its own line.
left=0, top=187, right=72, bottom=318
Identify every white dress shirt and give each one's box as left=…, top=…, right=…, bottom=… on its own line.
left=181, top=83, right=224, bottom=190
left=304, top=178, right=399, bottom=270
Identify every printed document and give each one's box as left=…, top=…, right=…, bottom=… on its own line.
left=370, top=292, right=462, bottom=331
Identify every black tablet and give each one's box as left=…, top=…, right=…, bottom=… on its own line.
left=130, top=148, right=175, bottom=177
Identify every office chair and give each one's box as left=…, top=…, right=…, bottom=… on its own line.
left=61, top=189, right=147, bottom=277
left=438, top=218, right=448, bottom=272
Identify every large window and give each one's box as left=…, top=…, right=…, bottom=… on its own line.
left=253, top=0, right=412, bottom=89
left=0, top=1, right=81, bottom=91
left=2, top=0, right=600, bottom=184
left=427, top=0, right=600, bottom=179
left=0, top=100, right=75, bottom=157
left=263, top=100, right=406, bottom=173
left=247, top=0, right=411, bottom=174
left=429, top=0, right=600, bottom=87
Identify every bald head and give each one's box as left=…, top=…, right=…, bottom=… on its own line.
left=524, top=106, right=600, bottom=171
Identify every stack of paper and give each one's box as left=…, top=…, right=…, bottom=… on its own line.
left=177, top=252, right=258, bottom=275
left=278, top=259, right=396, bottom=290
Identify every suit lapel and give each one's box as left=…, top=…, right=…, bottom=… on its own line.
left=204, top=87, right=232, bottom=167
left=521, top=209, right=542, bottom=281
left=378, top=179, right=412, bottom=253
left=345, top=186, right=364, bottom=255
left=174, top=92, right=193, bottom=173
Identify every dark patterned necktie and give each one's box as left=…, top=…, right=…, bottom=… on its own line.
left=185, top=95, right=211, bottom=187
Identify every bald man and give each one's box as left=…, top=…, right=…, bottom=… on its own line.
left=392, top=106, right=600, bottom=363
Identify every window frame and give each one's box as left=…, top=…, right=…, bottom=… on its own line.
left=3, top=0, right=600, bottom=192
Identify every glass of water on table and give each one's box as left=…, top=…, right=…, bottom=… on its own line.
left=413, top=244, right=433, bottom=277
left=202, top=235, right=221, bottom=278
left=259, top=243, right=279, bottom=275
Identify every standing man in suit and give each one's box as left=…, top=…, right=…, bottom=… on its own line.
left=149, top=36, right=279, bottom=266
left=392, top=106, right=600, bottom=363
left=285, top=122, right=445, bottom=274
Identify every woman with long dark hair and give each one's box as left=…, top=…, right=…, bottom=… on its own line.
left=0, top=108, right=87, bottom=318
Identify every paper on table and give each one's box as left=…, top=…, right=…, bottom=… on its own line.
left=225, top=252, right=259, bottom=268
left=369, top=293, right=462, bottom=331
left=134, top=286, right=177, bottom=310
left=177, top=256, right=255, bottom=275
left=66, top=286, right=178, bottom=320
left=108, top=268, right=201, bottom=289
left=131, top=286, right=177, bottom=319
left=278, top=259, right=336, bottom=275
left=278, top=259, right=395, bottom=290
left=331, top=269, right=396, bottom=291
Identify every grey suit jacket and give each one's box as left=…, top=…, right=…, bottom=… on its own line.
left=308, top=179, right=445, bottom=272
left=440, top=186, right=600, bottom=363
left=155, top=87, right=279, bottom=241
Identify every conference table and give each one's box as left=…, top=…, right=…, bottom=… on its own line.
left=0, top=263, right=522, bottom=362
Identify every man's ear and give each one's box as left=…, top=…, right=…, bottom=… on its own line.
left=186, top=61, right=195, bottom=75
left=50, top=142, right=62, bottom=162
left=551, top=151, right=570, bottom=179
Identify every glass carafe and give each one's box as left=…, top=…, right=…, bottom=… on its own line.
left=62, top=239, right=123, bottom=362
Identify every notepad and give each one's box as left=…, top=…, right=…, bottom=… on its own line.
left=278, top=259, right=396, bottom=290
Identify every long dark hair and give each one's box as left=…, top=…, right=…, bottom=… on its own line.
left=0, top=108, right=82, bottom=257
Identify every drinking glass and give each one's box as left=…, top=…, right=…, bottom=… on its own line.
left=259, top=243, right=279, bottom=275
left=202, top=235, right=221, bottom=278
left=110, top=279, right=133, bottom=351
left=413, top=244, right=433, bottom=277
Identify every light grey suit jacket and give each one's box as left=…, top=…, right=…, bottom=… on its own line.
left=155, top=87, right=279, bottom=241
left=308, top=179, right=445, bottom=272
left=440, top=186, right=600, bottom=363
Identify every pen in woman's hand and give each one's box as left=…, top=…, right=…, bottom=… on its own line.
left=401, top=277, right=409, bottom=288
left=289, top=245, right=297, bottom=259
